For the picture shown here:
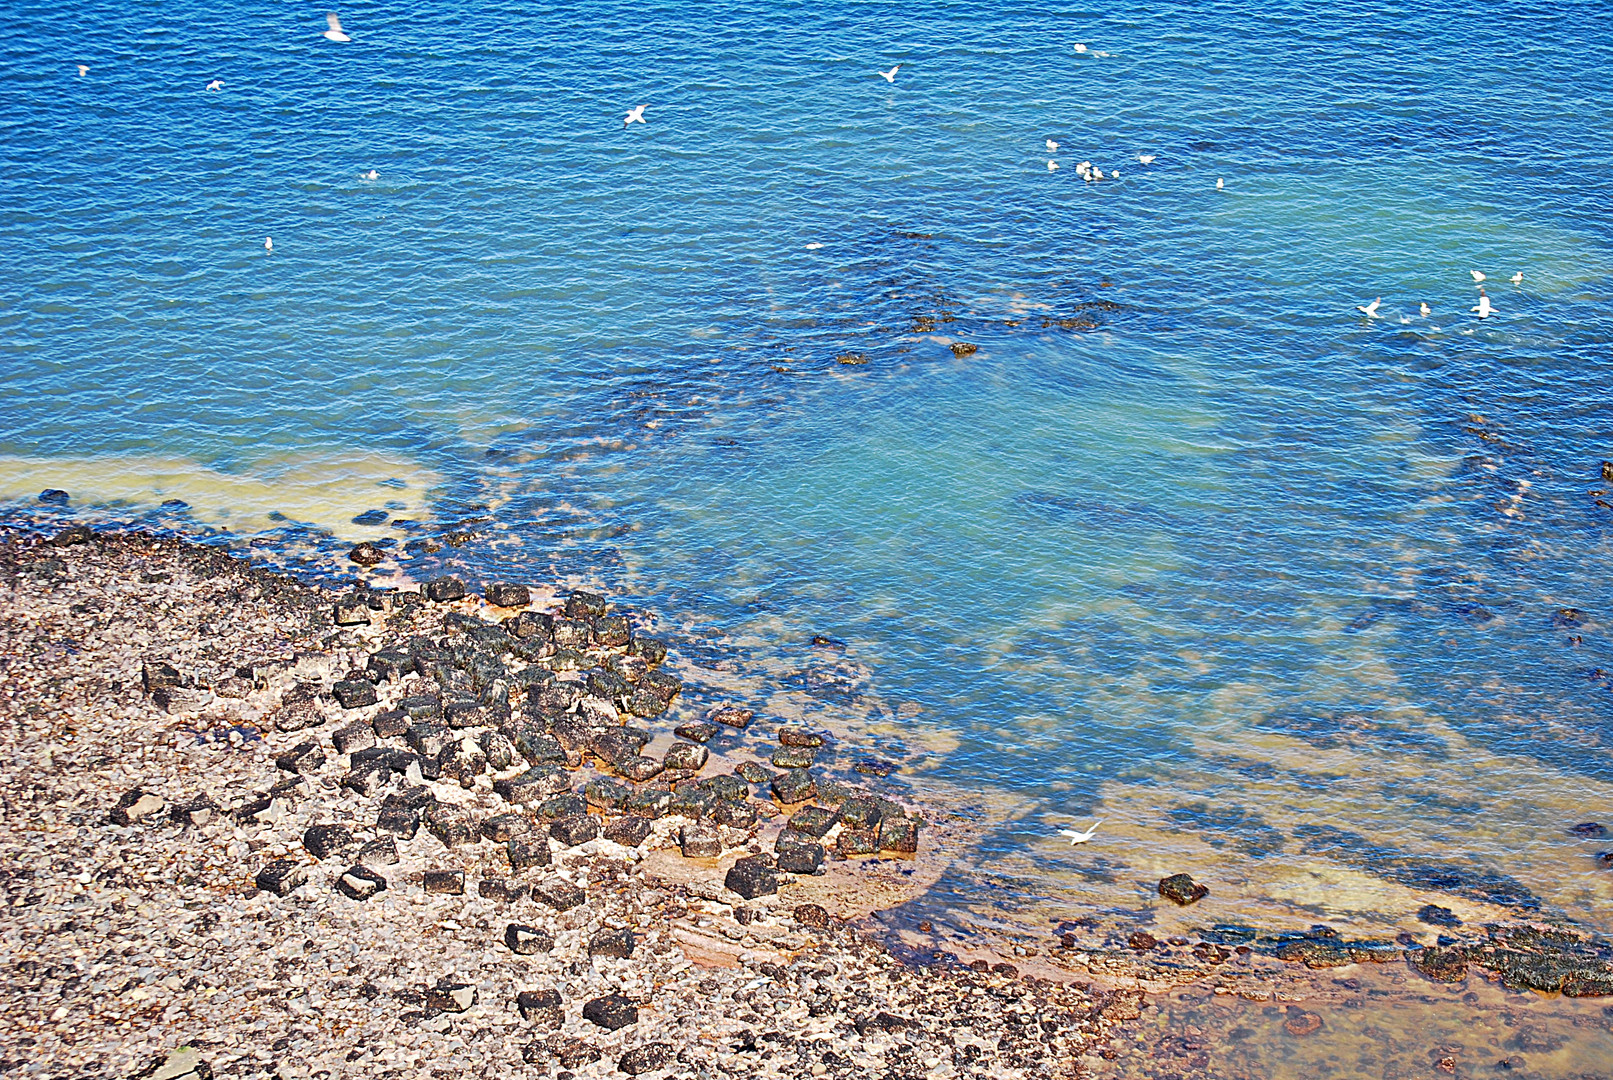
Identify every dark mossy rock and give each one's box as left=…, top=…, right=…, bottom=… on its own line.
left=367, top=650, right=411, bottom=682
left=603, top=814, right=654, bottom=847
left=302, top=824, right=356, bottom=861
left=778, top=727, right=825, bottom=748
left=584, top=776, right=633, bottom=811
left=425, top=577, right=467, bottom=602
left=663, top=741, right=709, bottom=772
left=674, top=721, right=719, bottom=743
left=422, top=869, right=465, bottom=895
left=1158, top=873, right=1208, bottom=906
left=494, top=766, right=572, bottom=804
left=550, top=617, right=593, bottom=649
left=771, top=768, right=816, bottom=805
left=949, top=342, right=978, bottom=357
left=712, top=800, right=757, bottom=829
left=878, top=815, right=920, bottom=853
left=775, top=837, right=825, bottom=875
left=836, top=826, right=879, bottom=856
left=587, top=667, right=630, bottom=700
left=514, top=728, right=568, bottom=767
left=1417, top=904, right=1462, bottom=928
left=622, top=689, right=671, bottom=718
left=706, top=774, right=749, bottom=804
left=479, top=878, right=527, bottom=903
left=619, top=1043, right=674, bottom=1076
left=405, top=722, right=453, bottom=758
left=772, top=745, right=818, bottom=769
left=1465, top=926, right=1613, bottom=996
left=437, top=737, right=488, bottom=788
left=275, top=740, right=326, bottom=774
left=254, top=860, right=307, bottom=897
left=591, top=728, right=649, bottom=767
left=853, top=758, right=898, bottom=777
left=838, top=796, right=884, bottom=830
left=357, top=836, right=399, bottom=867
left=680, top=822, right=722, bottom=858
left=507, top=610, right=554, bottom=640
left=505, top=923, right=555, bottom=955
left=527, top=680, right=584, bottom=717
left=348, top=542, right=386, bottom=566
left=484, top=582, right=531, bottom=608
left=333, top=595, right=372, bottom=625
left=480, top=813, right=532, bottom=843
left=531, top=878, right=586, bottom=911
left=593, top=615, right=631, bottom=647
left=335, top=864, right=387, bottom=900
left=725, top=854, right=778, bottom=900
left=38, top=488, right=69, bottom=505
left=507, top=835, right=552, bottom=872
left=581, top=992, right=638, bottom=1031
left=734, top=761, right=776, bottom=785
left=565, top=590, right=609, bottom=618
left=1273, top=938, right=1354, bottom=968
left=787, top=805, right=840, bottom=838
left=1571, top=822, right=1608, bottom=838
left=400, top=696, right=443, bottom=721
left=534, top=792, right=587, bottom=822
left=551, top=813, right=600, bottom=846
left=377, top=805, right=421, bottom=840
left=626, top=782, right=673, bottom=819
left=340, top=760, right=391, bottom=797
left=619, top=755, right=665, bottom=783
left=588, top=926, right=636, bottom=959
left=1409, top=945, right=1467, bottom=983
left=669, top=781, right=717, bottom=819
left=708, top=705, right=752, bottom=730
left=425, top=983, right=477, bottom=1013
left=332, top=679, right=378, bottom=709
left=794, top=903, right=829, bottom=928
left=423, top=803, right=476, bottom=847
left=371, top=709, right=409, bottom=739
left=627, top=636, right=668, bottom=665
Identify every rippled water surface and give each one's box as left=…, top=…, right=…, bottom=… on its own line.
left=6, top=1, right=1613, bottom=1069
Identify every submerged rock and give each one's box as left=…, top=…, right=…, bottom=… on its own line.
left=1409, top=946, right=1467, bottom=983
left=1158, top=873, right=1208, bottom=906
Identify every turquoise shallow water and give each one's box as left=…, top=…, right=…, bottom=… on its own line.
left=7, top=3, right=1613, bottom=1061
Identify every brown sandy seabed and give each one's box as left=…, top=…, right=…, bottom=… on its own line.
left=1, top=524, right=1611, bottom=1079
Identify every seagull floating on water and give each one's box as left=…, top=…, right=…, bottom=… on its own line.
left=1357, top=297, right=1382, bottom=319
left=1216, top=177, right=1224, bottom=190
left=1047, top=159, right=1058, bottom=172
left=77, top=65, right=89, bottom=78
left=323, top=13, right=351, bottom=42
left=878, top=65, right=900, bottom=83
left=264, top=236, right=272, bottom=253
left=205, top=79, right=222, bottom=91
left=1420, top=301, right=1431, bottom=317
left=1046, top=139, right=1059, bottom=153
left=805, top=242, right=823, bottom=250
left=1473, top=291, right=1493, bottom=319
left=1059, top=819, right=1103, bottom=845
left=1471, top=270, right=1485, bottom=283
left=623, top=104, right=646, bottom=126
left=361, top=169, right=378, bottom=180
left=1073, top=43, right=1087, bottom=53
left=1138, top=154, right=1155, bottom=165
left=1510, top=271, right=1523, bottom=284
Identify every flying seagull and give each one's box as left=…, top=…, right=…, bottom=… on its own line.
left=323, top=13, right=351, bottom=42
left=1138, top=153, right=1155, bottom=165
left=1473, top=292, right=1493, bottom=319
left=1357, top=297, right=1382, bottom=319
left=623, top=104, right=646, bottom=126
left=1046, top=139, right=1059, bottom=152
left=878, top=65, right=900, bottom=83
left=1471, top=270, right=1485, bottom=283
left=205, top=79, right=222, bottom=91
left=362, top=169, right=378, bottom=180
left=77, top=65, right=89, bottom=77
left=1060, top=819, right=1103, bottom=844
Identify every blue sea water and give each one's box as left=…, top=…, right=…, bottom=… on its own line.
left=6, top=1, right=1613, bottom=1067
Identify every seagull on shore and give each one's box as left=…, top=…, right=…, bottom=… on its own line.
left=361, top=169, right=378, bottom=180
left=1047, top=159, right=1058, bottom=172
left=1510, top=271, right=1523, bottom=284
left=77, top=65, right=89, bottom=77
left=1357, top=297, right=1382, bottom=319
left=1420, top=302, right=1431, bottom=317
left=264, top=236, right=272, bottom=254
left=1473, top=291, right=1493, bottom=318
left=1138, top=154, right=1155, bottom=165
left=1046, top=139, right=1059, bottom=152
left=323, top=12, right=351, bottom=42
left=623, top=104, right=646, bottom=126
left=878, top=65, right=900, bottom=83
left=1216, top=177, right=1224, bottom=190
left=205, top=79, right=222, bottom=91
left=1471, top=270, right=1485, bottom=283
left=1060, top=819, right=1103, bottom=844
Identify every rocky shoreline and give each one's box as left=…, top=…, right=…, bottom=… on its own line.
left=0, top=527, right=1142, bottom=1080
left=5, top=525, right=1613, bottom=1080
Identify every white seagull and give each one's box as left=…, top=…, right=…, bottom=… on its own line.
left=1047, top=159, right=1058, bottom=172
left=623, top=104, right=646, bottom=126
left=804, top=242, right=823, bottom=250
left=1357, top=297, right=1382, bottom=319
left=1138, top=154, right=1155, bottom=165
left=1046, top=139, right=1059, bottom=153
left=1471, top=270, right=1485, bottom=283
left=323, top=13, right=351, bottom=42
left=1420, top=302, right=1431, bottom=317
left=1216, top=176, right=1224, bottom=190
left=77, top=65, right=89, bottom=77
left=362, top=169, right=378, bottom=180
left=264, top=236, right=272, bottom=253
left=1510, top=271, right=1523, bottom=284
left=1059, top=819, right=1103, bottom=844
left=878, top=65, right=900, bottom=83
left=1473, top=292, right=1493, bottom=318
left=1074, top=43, right=1088, bottom=53
left=205, top=79, right=222, bottom=91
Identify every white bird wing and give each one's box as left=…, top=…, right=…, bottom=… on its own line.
left=327, top=12, right=345, bottom=33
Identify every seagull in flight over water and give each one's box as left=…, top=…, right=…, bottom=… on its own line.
left=1473, top=291, right=1493, bottom=319
left=1060, top=819, right=1103, bottom=845
left=205, top=79, right=222, bottom=91
left=77, top=65, right=89, bottom=77
left=1357, top=297, right=1382, bottom=319
left=623, top=104, right=646, bottom=126
left=878, top=65, right=900, bottom=83
left=323, top=13, right=351, bottom=42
